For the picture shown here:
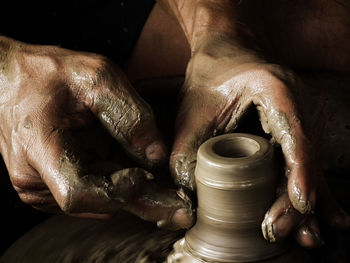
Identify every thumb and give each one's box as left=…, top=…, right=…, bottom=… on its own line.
left=170, top=91, right=216, bottom=191
left=125, top=186, right=195, bottom=230
left=29, top=129, right=154, bottom=214
left=86, top=64, right=167, bottom=168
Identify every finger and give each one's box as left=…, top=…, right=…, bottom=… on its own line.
left=318, top=176, right=350, bottom=230
left=262, top=192, right=303, bottom=242
left=294, top=215, right=323, bottom=248
left=29, top=129, right=154, bottom=215
left=125, top=187, right=195, bottom=230
left=170, top=89, right=217, bottom=191
left=256, top=79, right=316, bottom=214
left=85, top=64, right=167, bottom=168
left=171, top=84, right=252, bottom=191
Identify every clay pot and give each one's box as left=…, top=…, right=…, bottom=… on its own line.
left=167, top=133, right=288, bottom=262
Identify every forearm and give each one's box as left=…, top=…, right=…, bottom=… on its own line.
left=157, top=0, right=238, bottom=50
left=0, top=36, right=16, bottom=73
left=0, top=36, right=9, bottom=68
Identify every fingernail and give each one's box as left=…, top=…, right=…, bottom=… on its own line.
left=261, top=213, right=277, bottom=243
left=145, top=140, right=167, bottom=163
left=297, top=226, right=324, bottom=248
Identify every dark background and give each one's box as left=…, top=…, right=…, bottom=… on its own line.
left=0, top=0, right=155, bottom=65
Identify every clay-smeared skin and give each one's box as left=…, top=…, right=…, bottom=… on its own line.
left=0, top=36, right=193, bottom=229
left=158, top=0, right=350, bottom=248
left=171, top=32, right=317, bottom=210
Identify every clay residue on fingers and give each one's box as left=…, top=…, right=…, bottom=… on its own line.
left=57, top=145, right=155, bottom=214
left=290, top=183, right=313, bottom=214
left=107, top=168, right=154, bottom=202
left=126, top=183, right=195, bottom=230
left=171, top=153, right=197, bottom=191
left=92, top=90, right=162, bottom=168
left=257, top=107, right=297, bottom=159
left=262, top=193, right=304, bottom=243
left=258, top=107, right=315, bottom=214
left=262, top=210, right=278, bottom=243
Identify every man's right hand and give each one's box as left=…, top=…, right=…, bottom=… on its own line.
left=157, top=0, right=350, bottom=246
left=0, top=36, right=194, bottom=230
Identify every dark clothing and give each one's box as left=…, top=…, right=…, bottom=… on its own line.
left=0, top=0, right=155, bottom=65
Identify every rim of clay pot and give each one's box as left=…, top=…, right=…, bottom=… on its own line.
left=199, top=133, right=271, bottom=165
left=195, top=133, right=275, bottom=190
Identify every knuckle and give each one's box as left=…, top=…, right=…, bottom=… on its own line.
left=90, top=55, right=117, bottom=84
left=17, top=191, right=53, bottom=207
left=70, top=54, right=116, bottom=93
left=10, top=170, right=39, bottom=190
left=108, top=99, right=154, bottom=138
left=9, top=170, right=27, bottom=189
left=264, top=64, right=300, bottom=88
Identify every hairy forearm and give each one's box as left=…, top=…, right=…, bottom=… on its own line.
left=0, top=36, right=9, bottom=69
left=157, top=0, right=238, bottom=49
left=0, top=36, right=15, bottom=73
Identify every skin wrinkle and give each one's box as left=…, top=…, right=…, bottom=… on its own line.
left=0, top=37, right=196, bottom=228
left=96, top=95, right=136, bottom=137
left=224, top=90, right=251, bottom=132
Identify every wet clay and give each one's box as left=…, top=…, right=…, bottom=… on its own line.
left=167, top=133, right=309, bottom=263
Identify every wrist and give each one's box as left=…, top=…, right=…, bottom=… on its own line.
left=190, top=0, right=237, bottom=49
left=157, top=0, right=238, bottom=51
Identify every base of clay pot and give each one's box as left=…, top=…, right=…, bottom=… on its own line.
left=167, top=237, right=311, bottom=263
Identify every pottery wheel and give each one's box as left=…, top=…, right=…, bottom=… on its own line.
left=0, top=213, right=311, bottom=263
left=0, top=213, right=184, bottom=263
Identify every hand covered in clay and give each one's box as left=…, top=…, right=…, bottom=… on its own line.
left=170, top=33, right=350, bottom=244
left=0, top=36, right=193, bottom=229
